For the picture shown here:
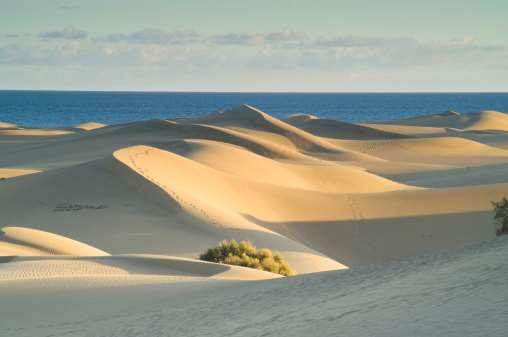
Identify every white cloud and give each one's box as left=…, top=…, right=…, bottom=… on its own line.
left=265, top=30, right=308, bottom=42
left=209, top=33, right=264, bottom=45
left=100, top=29, right=201, bottom=45
left=2, top=29, right=507, bottom=75
left=100, top=29, right=309, bottom=46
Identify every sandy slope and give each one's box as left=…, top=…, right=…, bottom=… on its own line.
left=1, top=235, right=506, bottom=337
left=286, top=113, right=408, bottom=140
left=0, top=226, right=108, bottom=256
left=0, top=149, right=343, bottom=273
left=1, top=107, right=507, bottom=269
left=0, top=254, right=279, bottom=282
left=0, top=106, right=507, bottom=336
left=387, top=110, right=508, bottom=131
left=335, top=136, right=508, bottom=166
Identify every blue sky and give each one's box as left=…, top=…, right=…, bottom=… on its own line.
left=1, top=0, right=507, bottom=91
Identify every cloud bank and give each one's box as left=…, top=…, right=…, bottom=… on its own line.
left=1, top=28, right=507, bottom=90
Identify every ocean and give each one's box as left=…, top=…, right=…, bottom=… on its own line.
left=1, top=91, right=508, bottom=127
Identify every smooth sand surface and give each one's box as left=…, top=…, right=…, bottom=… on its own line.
left=1, top=235, right=506, bottom=337
left=0, top=226, right=108, bottom=256
left=1, top=106, right=507, bottom=336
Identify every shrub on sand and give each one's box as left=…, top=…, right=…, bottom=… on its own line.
left=199, top=239, right=295, bottom=276
left=493, top=197, right=508, bottom=236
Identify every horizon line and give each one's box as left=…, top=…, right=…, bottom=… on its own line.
left=1, top=89, right=508, bottom=94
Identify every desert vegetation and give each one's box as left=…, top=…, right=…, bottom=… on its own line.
left=199, top=239, right=295, bottom=276
left=493, top=197, right=508, bottom=236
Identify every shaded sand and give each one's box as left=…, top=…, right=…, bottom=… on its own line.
left=334, top=136, right=508, bottom=166
left=0, top=226, right=108, bottom=256
left=161, top=139, right=408, bottom=193
left=362, top=123, right=449, bottom=136
left=0, top=235, right=506, bottom=337
left=366, top=110, right=508, bottom=135
left=286, top=113, right=408, bottom=140
left=386, top=110, right=508, bottom=131
left=1, top=106, right=507, bottom=269
left=0, top=150, right=344, bottom=274
left=0, top=226, right=278, bottom=284
left=0, top=254, right=280, bottom=283
left=0, top=106, right=507, bottom=336
left=186, top=105, right=383, bottom=162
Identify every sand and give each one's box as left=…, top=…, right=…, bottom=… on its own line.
left=1, top=106, right=507, bottom=336
left=74, top=121, right=107, bottom=131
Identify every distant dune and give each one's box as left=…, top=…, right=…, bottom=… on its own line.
left=1, top=106, right=508, bottom=336
left=74, top=121, right=107, bottom=131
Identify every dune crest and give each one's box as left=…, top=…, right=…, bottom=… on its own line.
left=2, top=104, right=508, bottom=336
left=381, top=110, right=508, bottom=132
left=287, top=114, right=408, bottom=140
left=1, top=105, right=508, bottom=274
left=74, top=122, right=107, bottom=131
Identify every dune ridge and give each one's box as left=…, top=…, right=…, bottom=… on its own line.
left=286, top=113, right=408, bottom=140
left=1, top=106, right=508, bottom=336
left=2, top=107, right=507, bottom=271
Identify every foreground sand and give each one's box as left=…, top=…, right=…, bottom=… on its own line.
left=1, top=236, right=507, bottom=336
left=1, top=105, right=507, bottom=336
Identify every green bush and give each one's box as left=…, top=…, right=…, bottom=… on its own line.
left=199, top=239, right=295, bottom=276
left=493, top=197, right=508, bottom=236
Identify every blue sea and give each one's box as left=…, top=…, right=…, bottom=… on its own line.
left=1, top=91, right=507, bottom=128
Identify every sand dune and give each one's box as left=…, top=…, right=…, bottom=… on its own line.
left=335, top=136, right=508, bottom=166
left=163, top=139, right=407, bottom=193
left=1, top=234, right=506, bottom=337
left=0, top=226, right=278, bottom=284
left=286, top=113, right=408, bottom=140
left=0, top=226, right=108, bottom=256
left=0, top=148, right=343, bottom=273
left=1, top=105, right=505, bottom=270
left=0, top=254, right=279, bottom=283
left=254, top=182, right=507, bottom=266
left=0, top=119, right=317, bottom=170
left=194, top=105, right=341, bottom=152
left=188, top=105, right=381, bottom=162
left=380, top=110, right=508, bottom=131
left=74, top=121, right=107, bottom=131
left=1, top=105, right=507, bottom=336
left=387, top=162, right=508, bottom=187
left=363, top=122, right=449, bottom=136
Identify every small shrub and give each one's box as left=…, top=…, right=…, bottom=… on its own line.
left=199, top=239, right=295, bottom=276
left=492, top=197, right=508, bottom=236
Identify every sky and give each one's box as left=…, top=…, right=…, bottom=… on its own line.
left=1, top=0, right=507, bottom=91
